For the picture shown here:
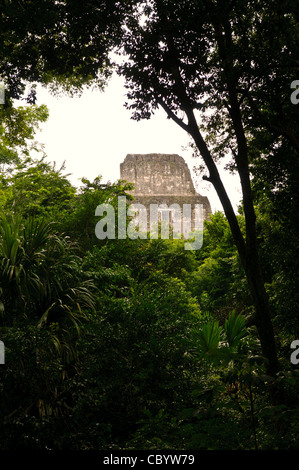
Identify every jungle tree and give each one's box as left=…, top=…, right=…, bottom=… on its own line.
left=117, top=0, right=299, bottom=376
left=1, top=0, right=298, bottom=375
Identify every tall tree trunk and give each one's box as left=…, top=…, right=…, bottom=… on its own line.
left=211, top=6, right=280, bottom=376
left=159, top=87, right=280, bottom=376
left=187, top=118, right=280, bottom=377
left=157, top=10, right=280, bottom=377
left=244, top=252, right=280, bottom=376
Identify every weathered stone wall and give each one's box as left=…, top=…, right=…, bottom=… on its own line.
left=120, top=154, right=196, bottom=195
left=120, top=153, right=212, bottom=229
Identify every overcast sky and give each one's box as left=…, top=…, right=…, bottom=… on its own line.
left=33, top=73, right=242, bottom=214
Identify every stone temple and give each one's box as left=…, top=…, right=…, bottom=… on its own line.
left=120, top=153, right=211, bottom=234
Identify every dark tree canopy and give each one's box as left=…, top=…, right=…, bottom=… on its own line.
left=0, top=0, right=133, bottom=101
left=120, top=0, right=298, bottom=151
left=0, top=1, right=299, bottom=449
left=115, top=0, right=299, bottom=376
left=0, top=0, right=298, bottom=376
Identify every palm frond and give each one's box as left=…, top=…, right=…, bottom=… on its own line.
left=224, top=310, right=247, bottom=349
left=193, top=320, right=222, bottom=354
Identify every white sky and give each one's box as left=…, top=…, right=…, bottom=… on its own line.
left=33, top=73, right=242, bottom=213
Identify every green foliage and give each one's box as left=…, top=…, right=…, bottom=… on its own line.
left=195, top=320, right=222, bottom=354
left=191, top=311, right=249, bottom=363
left=0, top=169, right=298, bottom=449
left=0, top=213, right=96, bottom=333
left=0, top=157, right=76, bottom=219
left=186, top=213, right=250, bottom=320
left=0, top=324, right=80, bottom=449
left=59, top=176, right=134, bottom=252
left=252, top=174, right=299, bottom=337
left=0, top=0, right=298, bottom=451
left=225, top=310, right=247, bottom=349
left=0, top=102, right=49, bottom=166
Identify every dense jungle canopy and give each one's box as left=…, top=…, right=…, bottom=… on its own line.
left=0, top=0, right=298, bottom=451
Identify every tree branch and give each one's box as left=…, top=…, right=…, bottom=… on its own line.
left=156, top=97, right=190, bottom=134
